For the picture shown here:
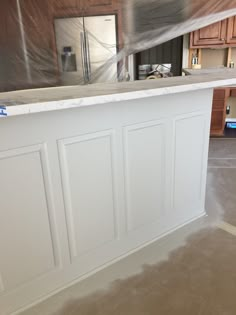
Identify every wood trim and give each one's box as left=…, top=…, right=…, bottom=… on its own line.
left=188, top=48, right=195, bottom=68
left=230, top=88, right=236, bottom=97
left=227, top=47, right=232, bottom=68
left=197, top=48, right=202, bottom=65
left=226, top=16, right=236, bottom=45
left=210, top=87, right=230, bottom=136
left=189, top=31, right=194, bottom=49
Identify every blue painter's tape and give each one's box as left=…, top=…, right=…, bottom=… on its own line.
left=0, top=106, right=7, bottom=117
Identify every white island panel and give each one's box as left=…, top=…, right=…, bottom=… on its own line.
left=173, top=113, right=207, bottom=221
left=0, top=88, right=213, bottom=314
left=0, top=145, right=60, bottom=292
left=124, top=120, right=165, bottom=232
left=58, top=131, right=118, bottom=260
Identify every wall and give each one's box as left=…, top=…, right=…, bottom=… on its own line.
left=226, top=97, right=236, bottom=119
left=201, top=49, right=228, bottom=68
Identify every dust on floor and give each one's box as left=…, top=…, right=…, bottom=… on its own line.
left=21, top=138, right=236, bottom=315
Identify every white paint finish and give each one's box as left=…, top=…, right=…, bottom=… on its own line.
left=0, top=89, right=213, bottom=314
left=1, top=69, right=236, bottom=117
left=0, top=144, right=60, bottom=293
left=173, top=113, right=206, bottom=218
left=128, top=55, right=135, bottom=81
left=58, top=131, right=118, bottom=260
left=124, top=121, right=165, bottom=232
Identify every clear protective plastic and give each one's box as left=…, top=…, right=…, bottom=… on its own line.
left=1, top=0, right=236, bottom=92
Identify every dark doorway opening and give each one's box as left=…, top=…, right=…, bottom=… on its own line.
left=135, top=36, right=183, bottom=79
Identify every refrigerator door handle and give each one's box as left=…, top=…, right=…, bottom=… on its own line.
left=80, top=32, right=87, bottom=83
left=85, top=32, right=92, bottom=82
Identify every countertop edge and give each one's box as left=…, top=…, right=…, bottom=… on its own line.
left=2, top=77, right=236, bottom=118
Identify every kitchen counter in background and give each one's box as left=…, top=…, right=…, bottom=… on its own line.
left=1, top=68, right=236, bottom=117
left=183, top=68, right=236, bottom=136
left=183, top=67, right=228, bottom=75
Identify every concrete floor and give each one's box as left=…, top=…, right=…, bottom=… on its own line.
left=20, top=138, right=236, bottom=315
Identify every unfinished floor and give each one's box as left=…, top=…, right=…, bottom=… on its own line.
left=20, top=138, right=236, bottom=315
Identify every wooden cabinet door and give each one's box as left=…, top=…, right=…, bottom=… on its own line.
left=226, top=16, right=236, bottom=44
left=82, top=0, right=116, bottom=14
left=210, top=88, right=230, bottom=136
left=53, top=0, right=117, bottom=17
left=190, top=20, right=227, bottom=48
left=53, top=0, right=82, bottom=16
left=88, top=0, right=113, bottom=7
left=55, top=0, right=79, bottom=10
left=210, top=109, right=225, bottom=135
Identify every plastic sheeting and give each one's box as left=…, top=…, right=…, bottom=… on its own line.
left=1, top=0, right=236, bottom=92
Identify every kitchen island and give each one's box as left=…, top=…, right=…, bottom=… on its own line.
left=1, top=70, right=236, bottom=314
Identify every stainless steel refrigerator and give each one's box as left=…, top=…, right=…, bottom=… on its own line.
left=54, top=15, right=118, bottom=86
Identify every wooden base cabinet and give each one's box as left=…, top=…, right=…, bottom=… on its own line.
left=210, top=88, right=230, bottom=136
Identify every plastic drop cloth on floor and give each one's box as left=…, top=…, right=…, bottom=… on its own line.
left=1, top=0, right=236, bottom=93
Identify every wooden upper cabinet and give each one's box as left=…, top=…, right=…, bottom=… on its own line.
left=190, top=16, right=236, bottom=48
left=88, top=0, right=113, bottom=7
left=82, top=0, right=118, bottom=14
left=53, top=0, right=81, bottom=16
left=53, top=0, right=119, bottom=16
left=55, top=0, right=80, bottom=10
left=226, top=16, right=236, bottom=44
left=190, top=20, right=227, bottom=48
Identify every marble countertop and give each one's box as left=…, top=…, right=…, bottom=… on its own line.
left=182, top=67, right=234, bottom=75
left=1, top=69, right=236, bottom=117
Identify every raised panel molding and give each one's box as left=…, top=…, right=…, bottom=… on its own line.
left=123, top=120, right=166, bottom=233
left=172, top=112, right=206, bottom=215
left=58, top=130, right=118, bottom=262
left=0, top=144, right=60, bottom=294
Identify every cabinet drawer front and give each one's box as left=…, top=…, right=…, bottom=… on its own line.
left=211, top=110, right=225, bottom=131
left=212, top=100, right=225, bottom=110
left=55, top=0, right=79, bottom=9
left=88, top=0, right=113, bottom=6
left=213, top=89, right=227, bottom=100
left=230, top=88, right=236, bottom=97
